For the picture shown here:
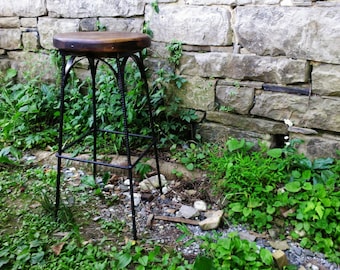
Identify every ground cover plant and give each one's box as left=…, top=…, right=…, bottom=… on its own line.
left=205, top=138, right=340, bottom=264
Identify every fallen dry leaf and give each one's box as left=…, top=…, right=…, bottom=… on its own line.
left=51, top=242, right=65, bottom=256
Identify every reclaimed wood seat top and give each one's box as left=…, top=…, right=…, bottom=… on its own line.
left=53, top=31, right=151, bottom=55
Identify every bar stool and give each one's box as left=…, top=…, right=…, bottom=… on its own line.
left=53, top=31, right=162, bottom=240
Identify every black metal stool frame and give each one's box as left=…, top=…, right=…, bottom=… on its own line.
left=55, top=50, right=162, bottom=240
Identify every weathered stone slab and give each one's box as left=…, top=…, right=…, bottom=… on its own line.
left=79, top=18, right=98, bottom=31
left=290, top=133, right=340, bottom=159
left=0, top=59, right=11, bottom=72
left=251, top=92, right=340, bottom=133
left=22, top=32, right=39, bottom=51
left=20, top=18, right=37, bottom=28
left=180, top=52, right=308, bottom=84
left=0, top=0, right=46, bottom=17
left=235, top=6, right=340, bottom=64
left=216, top=82, right=254, bottom=114
left=175, top=76, right=216, bottom=111
left=145, top=5, right=232, bottom=46
left=198, top=122, right=272, bottom=146
left=38, top=18, right=80, bottom=50
left=0, top=17, right=20, bottom=28
left=281, top=0, right=312, bottom=6
left=0, top=29, right=21, bottom=50
left=312, top=63, right=340, bottom=96
left=47, top=0, right=145, bottom=18
left=206, top=111, right=288, bottom=135
left=98, top=18, right=144, bottom=32
left=7, top=51, right=57, bottom=82
left=184, top=0, right=235, bottom=4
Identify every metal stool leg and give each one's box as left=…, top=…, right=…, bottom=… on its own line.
left=88, top=57, right=98, bottom=180
left=55, top=54, right=67, bottom=220
left=116, top=56, right=138, bottom=240
left=55, top=54, right=78, bottom=219
left=132, top=53, right=163, bottom=193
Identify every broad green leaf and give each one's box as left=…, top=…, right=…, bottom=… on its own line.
left=186, top=163, right=194, bottom=171
left=267, top=148, right=283, bottom=158
left=31, top=251, right=45, bottom=265
left=302, top=170, right=312, bottom=180
left=304, top=201, right=315, bottom=213
left=227, top=138, right=244, bottom=152
left=247, top=198, right=262, bottom=208
left=302, top=182, right=313, bottom=191
left=266, top=205, right=276, bottom=215
left=0, top=258, right=10, bottom=268
left=285, top=181, right=301, bottom=193
left=116, top=253, right=132, bottom=269
left=193, top=256, right=215, bottom=270
left=260, top=248, right=273, bottom=265
left=299, top=158, right=312, bottom=169
left=313, top=157, right=334, bottom=170
left=5, top=68, right=17, bottom=80
left=138, top=256, right=148, bottom=267
left=315, top=202, right=324, bottom=219
left=230, top=203, right=242, bottom=212
left=243, top=207, right=252, bottom=217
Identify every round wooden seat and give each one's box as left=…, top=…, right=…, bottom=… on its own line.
left=53, top=31, right=151, bottom=55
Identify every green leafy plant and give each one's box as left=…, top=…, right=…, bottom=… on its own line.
left=166, top=40, right=183, bottom=67
left=207, top=137, right=340, bottom=263
left=171, top=139, right=214, bottom=171
left=197, top=232, right=274, bottom=270
left=0, top=68, right=59, bottom=151
left=177, top=227, right=275, bottom=270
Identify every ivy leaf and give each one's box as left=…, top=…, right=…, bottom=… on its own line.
left=285, top=181, right=301, bottom=193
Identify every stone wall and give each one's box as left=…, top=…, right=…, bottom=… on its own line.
left=1, top=0, right=340, bottom=158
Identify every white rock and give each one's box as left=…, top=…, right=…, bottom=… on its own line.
left=178, top=205, right=199, bottom=219
left=123, top=179, right=131, bottom=186
left=194, top=200, right=207, bottom=211
left=104, top=184, right=115, bottom=190
left=199, top=210, right=224, bottom=230
left=139, top=174, right=167, bottom=191
left=133, top=193, right=141, bottom=207
left=162, top=186, right=170, bottom=194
